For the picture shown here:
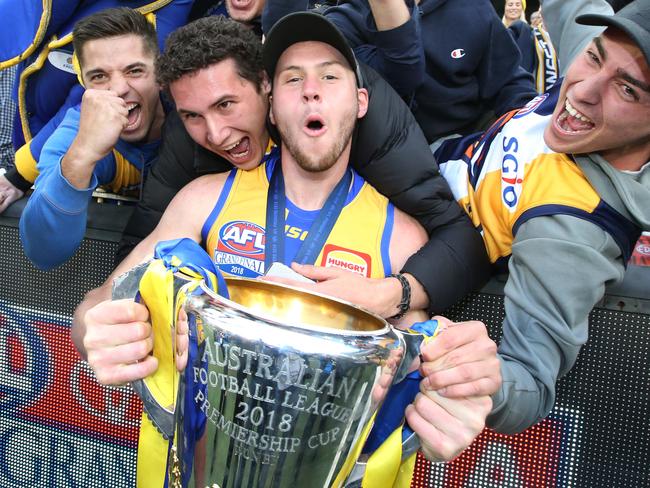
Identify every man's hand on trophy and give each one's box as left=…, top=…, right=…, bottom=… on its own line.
left=418, top=316, right=501, bottom=398
left=405, top=389, right=492, bottom=462
left=83, top=299, right=158, bottom=385
left=262, top=263, right=409, bottom=319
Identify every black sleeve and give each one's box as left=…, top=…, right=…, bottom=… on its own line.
left=114, top=111, right=231, bottom=266
left=350, top=64, right=491, bottom=314
left=4, top=167, right=33, bottom=192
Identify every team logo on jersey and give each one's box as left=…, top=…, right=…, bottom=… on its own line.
left=514, top=93, right=549, bottom=118
left=320, top=245, right=372, bottom=277
left=450, top=49, right=466, bottom=59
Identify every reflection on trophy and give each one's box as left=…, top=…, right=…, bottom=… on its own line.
left=121, top=266, right=427, bottom=488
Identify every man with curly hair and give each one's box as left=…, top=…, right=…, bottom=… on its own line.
left=157, top=16, right=273, bottom=171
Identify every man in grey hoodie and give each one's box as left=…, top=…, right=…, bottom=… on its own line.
left=435, top=0, right=650, bottom=433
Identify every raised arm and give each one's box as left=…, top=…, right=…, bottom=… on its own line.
left=20, top=92, right=127, bottom=270
left=325, top=0, right=425, bottom=97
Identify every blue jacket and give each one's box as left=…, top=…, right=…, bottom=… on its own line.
left=19, top=105, right=159, bottom=270
left=322, top=0, right=537, bottom=142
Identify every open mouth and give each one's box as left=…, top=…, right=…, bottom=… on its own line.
left=125, top=102, right=141, bottom=130
left=229, top=0, right=254, bottom=9
left=223, top=137, right=251, bottom=161
left=304, top=115, right=326, bottom=136
left=555, top=99, right=595, bottom=134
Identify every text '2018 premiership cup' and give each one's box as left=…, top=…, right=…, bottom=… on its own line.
left=121, top=266, right=427, bottom=488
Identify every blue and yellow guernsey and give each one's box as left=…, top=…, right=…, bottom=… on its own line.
left=437, top=83, right=640, bottom=269
left=201, top=153, right=394, bottom=279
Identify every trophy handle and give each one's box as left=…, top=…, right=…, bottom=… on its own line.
left=112, top=261, right=177, bottom=440
left=111, top=261, right=150, bottom=301
left=360, top=320, right=442, bottom=467
left=391, top=329, right=424, bottom=385
left=130, top=378, right=176, bottom=439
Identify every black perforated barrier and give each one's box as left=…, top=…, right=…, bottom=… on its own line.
left=1, top=202, right=140, bottom=487
left=1, top=201, right=648, bottom=487
left=413, top=294, right=650, bottom=487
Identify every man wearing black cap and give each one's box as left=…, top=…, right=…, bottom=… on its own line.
left=72, top=11, right=498, bottom=484
left=425, top=0, right=650, bottom=434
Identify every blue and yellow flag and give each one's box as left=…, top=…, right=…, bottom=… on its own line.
left=134, top=238, right=228, bottom=488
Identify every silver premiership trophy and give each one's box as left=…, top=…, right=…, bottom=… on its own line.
left=117, top=267, right=426, bottom=488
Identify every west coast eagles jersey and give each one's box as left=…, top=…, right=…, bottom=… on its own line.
left=437, top=82, right=640, bottom=268
left=201, top=155, right=394, bottom=279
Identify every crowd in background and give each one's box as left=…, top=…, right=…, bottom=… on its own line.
left=0, top=0, right=565, bottom=177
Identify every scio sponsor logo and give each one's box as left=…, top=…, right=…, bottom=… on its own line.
left=219, top=221, right=265, bottom=255
left=501, top=136, right=524, bottom=209
left=450, top=48, right=466, bottom=59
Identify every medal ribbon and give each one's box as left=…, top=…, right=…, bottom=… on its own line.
left=264, top=160, right=353, bottom=269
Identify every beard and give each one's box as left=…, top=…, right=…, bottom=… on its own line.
left=275, top=102, right=358, bottom=173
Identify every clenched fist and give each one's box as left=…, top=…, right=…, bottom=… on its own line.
left=76, top=89, right=130, bottom=162
left=61, top=89, right=131, bottom=189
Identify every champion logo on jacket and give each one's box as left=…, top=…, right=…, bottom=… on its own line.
left=450, top=48, right=466, bottom=59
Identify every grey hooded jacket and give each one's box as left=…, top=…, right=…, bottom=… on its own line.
left=487, top=0, right=650, bottom=433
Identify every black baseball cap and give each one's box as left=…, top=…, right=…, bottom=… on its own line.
left=262, top=12, right=362, bottom=87
left=576, top=0, right=650, bottom=67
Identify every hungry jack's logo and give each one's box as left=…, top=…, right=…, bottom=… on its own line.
left=320, top=245, right=372, bottom=277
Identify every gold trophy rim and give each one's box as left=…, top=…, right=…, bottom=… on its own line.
left=190, top=275, right=392, bottom=337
